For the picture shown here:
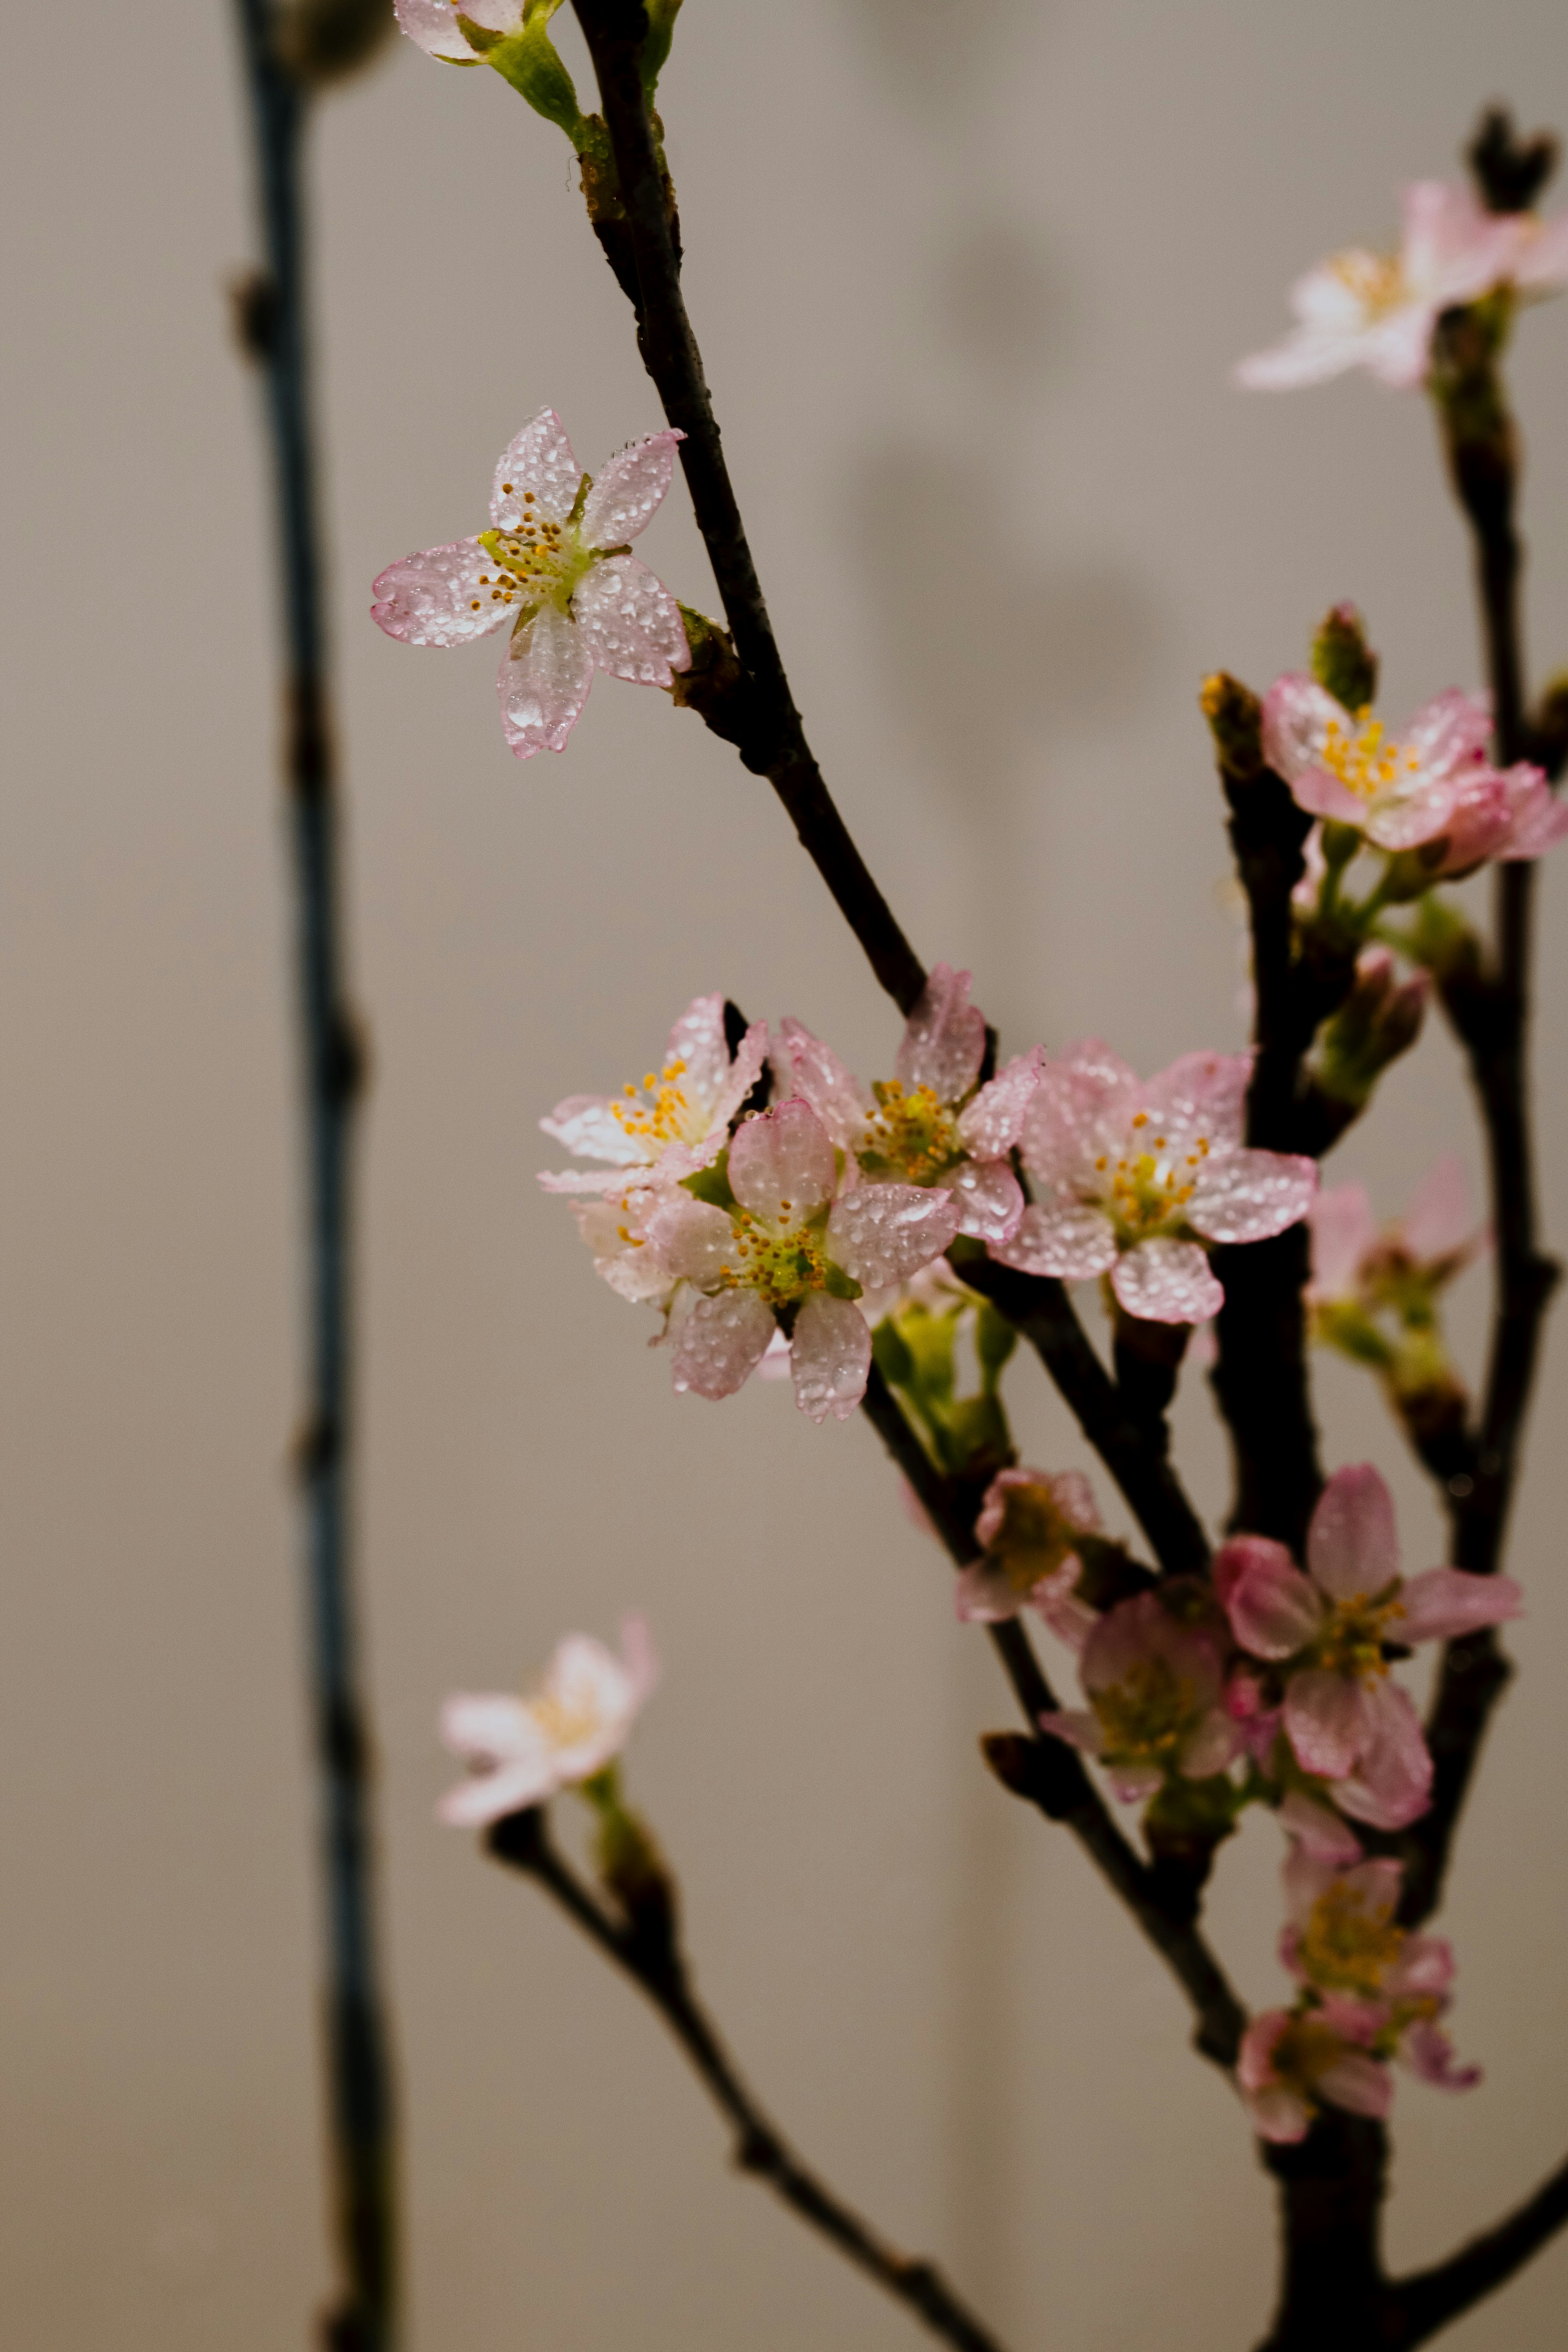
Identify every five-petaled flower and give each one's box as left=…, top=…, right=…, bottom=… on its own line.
left=372, top=409, right=690, bottom=758
left=1262, top=673, right=1566, bottom=867
left=1215, top=1464, right=1521, bottom=1830
left=954, top=1465, right=1102, bottom=1642
left=1310, top=1155, right=1486, bottom=1314
left=1236, top=180, right=1568, bottom=393
left=989, top=1042, right=1316, bottom=1324
left=644, top=1098, right=960, bottom=1422
left=438, top=1618, right=657, bottom=1827
left=1040, top=1592, right=1240, bottom=1802
left=777, top=965, right=1040, bottom=1245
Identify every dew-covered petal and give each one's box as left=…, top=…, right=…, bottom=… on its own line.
left=578, top=429, right=685, bottom=549
left=1290, top=765, right=1375, bottom=827
left=1400, top=686, right=1493, bottom=781
left=661, top=992, right=732, bottom=1107
left=704, top=1021, right=769, bottom=1138
left=895, top=962, right=987, bottom=1105
left=372, top=539, right=510, bottom=647
left=572, top=555, right=690, bottom=686
left=957, top=1049, right=1042, bottom=1158
left=1189, top=1147, right=1317, bottom=1245
left=492, top=409, right=580, bottom=529
left=1318, top=2049, right=1392, bottom=2120
left=1278, top=1790, right=1364, bottom=1866
left=989, top=1199, right=1118, bottom=1282
left=669, top=1288, right=775, bottom=1399
left=1283, top=1668, right=1368, bottom=1780
left=1495, top=762, right=1568, bottom=860
left=1398, top=1566, right=1522, bottom=1644
left=1020, top=1047, right=1134, bottom=1190
left=640, top=1192, right=736, bottom=1287
left=1137, top=1050, right=1252, bottom=1150
left=728, top=1098, right=836, bottom=1223
left=570, top=1198, right=675, bottom=1305
left=1111, top=1238, right=1224, bottom=1325
left=393, top=0, right=498, bottom=60
left=1307, top=1463, right=1400, bottom=1603
left=1333, top=1680, right=1432, bottom=1830
left=1310, top=1183, right=1376, bottom=1296
left=1362, top=774, right=1470, bottom=853
left=539, top=1092, right=644, bottom=1167
left=498, top=606, right=595, bottom=757
left=1180, top=1707, right=1243, bottom=1781
left=1261, top=673, right=1353, bottom=786
left=1227, top=1551, right=1325, bottom=1660
left=777, top=1018, right=871, bottom=1151
left=827, top=1182, right=960, bottom=1289
left=790, top=1292, right=872, bottom=1423
left=938, top=1157, right=1024, bottom=1243
left=1213, top=1533, right=1295, bottom=1613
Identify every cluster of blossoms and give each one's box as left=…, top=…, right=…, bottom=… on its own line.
left=538, top=973, right=1327, bottom=1420
left=1238, top=178, right=1568, bottom=393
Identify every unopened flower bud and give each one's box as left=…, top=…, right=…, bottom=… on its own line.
left=1312, top=949, right=1429, bottom=1108
left=1467, top=103, right=1559, bottom=215
left=1200, top=671, right=1264, bottom=787
left=1310, top=602, right=1378, bottom=715
left=276, top=0, right=394, bottom=83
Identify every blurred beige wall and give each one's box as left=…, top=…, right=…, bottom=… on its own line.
left=3, top=2, right=1568, bottom=2346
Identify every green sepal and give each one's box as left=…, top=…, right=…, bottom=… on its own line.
left=823, top=1262, right=864, bottom=1301
left=1310, top=603, right=1379, bottom=714
left=871, top=1315, right=915, bottom=1389
left=681, top=1152, right=735, bottom=1212
left=461, top=4, right=593, bottom=151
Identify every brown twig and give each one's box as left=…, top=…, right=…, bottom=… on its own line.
left=485, top=1807, right=1011, bottom=2352
left=1388, top=2138, right=1568, bottom=2344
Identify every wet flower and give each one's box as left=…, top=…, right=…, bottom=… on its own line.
left=394, top=0, right=524, bottom=62
left=989, top=1042, right=1316, bottom=1324
left=777, top=965, right=1040, bottom=1244
left=438, top=1617, right=657, bottom=1827
left=1310, top=1155, right=1487, bottom=1333
left=1239, top=2007, right=1391, bottom=2143
left=372, top=408, right=690, bottom=757
left=1262, top=672, right=1559, bottom=866
left=1236, top=182, right=1519, bottom=393
left=1215, top=1464, right=1521, bottom=1829
left=1039, top=1592, right=1240, bottom=1802
left=644, top=1099, right=960, bottom=1422
left=539, top=992, right=767, bottom=1203
left=954, top=1466, right=1101, bottom=1642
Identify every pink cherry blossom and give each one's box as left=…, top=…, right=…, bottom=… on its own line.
left=643, top=1099, right=960, bottom=1423
left=989, top=1042, right=1316, bottom=1324
left=393, top=0, right=523, bottom=62
left=953, top=1465, right=1101, bottom=1640
left=1216, top=1464, right=1521, bottom=1829
left=1237, top=182, right=1519, bottom=393
left=539, top=992, right=767, bottom=1202
left=1040, top=1592, right=1241, bottom=1802
left=438, top=1617, right=657, bottom=1828
left=372, top=409, right=690, bottom=758
left=1310, top=1156, right=1487, bottom=1310
left=777, top=964, right=1039, bottom=1245
left=1239, top=2007, right=1392, bottom=2143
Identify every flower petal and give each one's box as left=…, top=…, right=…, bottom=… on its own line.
left=1180, top=1706, right=1243, bottom=1780
left=1401, top=2021, right=1479, bottom=2092
left=1244, top=2084, right=1314, bottom=2143
left=777, top=1019, right=871, bottom=1151
left=579, top=429, right=685, bottom=548
left=1228, top=1552, right=1325, bottom=1660
left=640, top=1192, right=736, bottom=1287
left=1213, top=1533, right=1294, bottom=1612
left=437, top=1753, right=556, bottom=1827
left=1333, top=1679, right=1433, bottom=1830
left=492, top=409, right=580, bottom=529
left=728, top=1098, right=836, bottom=1222
left=1400, top=685, right=1493, bottom=780
left=539, top=1093, right=644, bottom=1167
left=1495, top=764, right=1568, bottom=860
left=663, top=992, right=732, bottom=1105
left=938, top=1157, right=1024, bottom=1243
left=1238, top=2010, right=1292, bottom=2094
left=1038, top=1708, right=1105, bottom=1758
left=790, top=1292, right=872, bottom=1422
left=372, top=539, right=510, bottom=647
left=1019, top=1045, right=1134, bottom=1190
left=669, top=1288, right=775, bottom=1399
left=498, top=606, right=596, bottom=757
left=1310, top=1183, right=1376, bottom=1297
left=1307, top=1463, right=1400, bottom=1602
left=990, top=1199, right=1118, bottom=1281
left=1190, top=1148, right=1316, bottom=1245
left=1111, top=1237, right=1224, bottom=1325
left=957, top=1050, right=1042, bottom=1158
left=1137, top=1050, right=1252, bottom=1151
left=1397, top=1567, right=1522, bottom=1644
left=1278, top=1791, right=1364, bottom=1866
left=394, top=0, right=491, bottom=60
left=953, top=1559, right=1027, bottom=1623
left=1283, top=1668, right=1369, bottom=1780
left=1261, top=673, right=1352, bottom=786
left=570, top=1198, right=674, bottom=1305
left=827, top=1183, right=960, bottom=1288
left=1317, top=2049, right=1392, bottom=2120
left=894, top=962, right=986, bottom=1105
left=440, top=1692, right=538, bottom=1767
left=572, top=555, right=690, bottom=686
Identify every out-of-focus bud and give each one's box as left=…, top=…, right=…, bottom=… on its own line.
left=1200, top=671, right=1264, bottom=788
left=1311, top=947, right=1429, bottom=1109
left=584, top=1768, right=678, bottom=1959
left=1401, top=892, right=1485, bottom=988
left=276, top=0, right=394, bottom=83
left=1310, top=601, right=1379, bottom=715
left=1467, top=103, right=1559, bottom=215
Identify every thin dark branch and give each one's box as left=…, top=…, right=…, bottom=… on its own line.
left=486, top=1810, right=1011, bottom=2352
left=1391, top=2141, right=1568, bottom=2344
left=230, top=7, right=398, bottom=2345
left=570, top=0, right=927, bottom=1016
left=859, top=1367, right=1245, bottom=2070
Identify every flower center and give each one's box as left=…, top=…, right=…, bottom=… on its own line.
left=474, top=480, right=595, bottom=618
left=611, top=1058, right=704, bottom=1153
left=1330, top=249, right=1406, bottom=321
left=1314, top=1589, right=1405, bottom=1682
left=1092, top=1657, right=1196, bottom=1762
left=1298, top=1883, right=1406, bottom=1998
left=529, top=1688, right=602, bottom=1752
left=717, top=1204, right=829, bottom=1307
left=988, top=1489, right=1079, bottom=1594
left=1271, top=2013, right=1349, bottom=2098
left=860, top=1080, right=959, bottom=1183
left=1318, top=709, right=1422, bottom=803
left=1096, top=1115, right=1209, bottom=1241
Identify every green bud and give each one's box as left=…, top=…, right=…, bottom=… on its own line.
left=1311, top=947, right=1428, bottom=1109
left=1320, top=819, right=1362, bottom=871
left=1199, top=670, right=1264, bottom=787
left=1397, top=892, right=1484, bottom=986
left=582, top=1768, right=677, bottom=1953
left=1310, top=602, right=1378, bottom=714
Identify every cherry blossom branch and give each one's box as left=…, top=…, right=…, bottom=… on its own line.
left=485, top=1805, right=1010, bottom=2352
left=1389, top=2138, right=1568, bottom=2344
left=569, top=0, right=926, bottom=1016
left=1253, top=2115, right=1392, bottom=2352
left=859, top=1367, right=1246, bottom=2069
left=231, top=7, right=399, bottom=2342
